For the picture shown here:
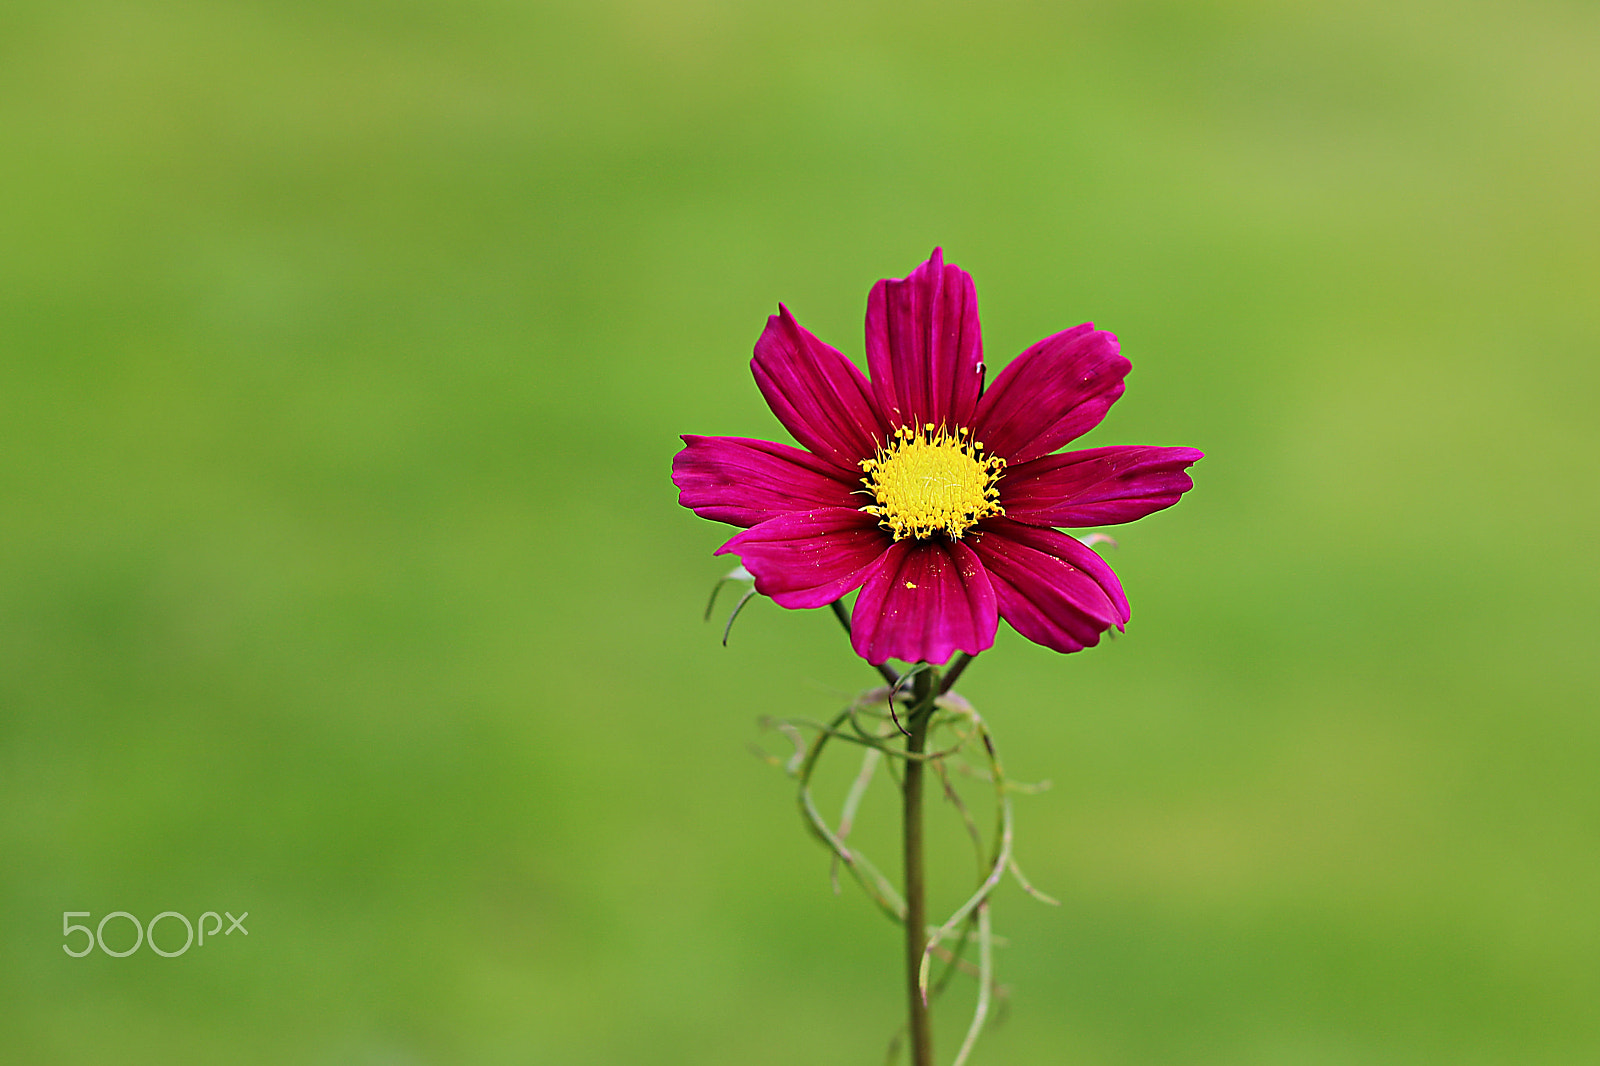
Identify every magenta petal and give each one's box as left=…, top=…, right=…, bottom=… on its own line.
left=865, top=248, right=984, bottom=431
left=973, top=325, right=1130, bottom=464
left=850, top=539, right=997, bottom=665
left=972, top=519, right=1129, bottom=654
left=717, top=508, right=889, bottom=609
left=752, top=305, right=885, bottom=473
left=672, top=435, right=859, bottom=528
left=1003, top=446, right=1204, bottom=527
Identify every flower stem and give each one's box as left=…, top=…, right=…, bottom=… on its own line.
left=903, top=666, right=937, bottom=1066
left=939, top=652, right=974, bottom=694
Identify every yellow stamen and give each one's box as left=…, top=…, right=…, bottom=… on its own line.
left=859, top=424, right=1005, bottom=541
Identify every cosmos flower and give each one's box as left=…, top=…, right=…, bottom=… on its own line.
left=673, top=250, right=1201, bottom=666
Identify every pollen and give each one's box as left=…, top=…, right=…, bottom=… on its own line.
left=859, top=424, right=1005, bottom=541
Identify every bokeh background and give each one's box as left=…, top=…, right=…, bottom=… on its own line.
left=3, top=0, right=1597, bottom=1062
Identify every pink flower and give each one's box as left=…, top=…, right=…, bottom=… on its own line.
left=673, top=250, right=1201, bottom=666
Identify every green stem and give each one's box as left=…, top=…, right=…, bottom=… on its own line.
left=903, top=666, right=937, bottom=1066
left=939, top=651, right=974, bottom=694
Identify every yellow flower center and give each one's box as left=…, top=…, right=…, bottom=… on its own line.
left=859, top=424, right=1005, bottom=541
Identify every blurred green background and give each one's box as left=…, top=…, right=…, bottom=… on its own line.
left=3, top=0, right=1597, bottom=1062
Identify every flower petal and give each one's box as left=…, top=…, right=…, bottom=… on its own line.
left=716, top=508, right=889, bottom=609
left=973, top=325, right=1130, bottom=464
left=752, top=305, right=885, bottom=472
left=672, top=435, right=860, bottom=528
left=1002, top=446, right=1204, bottom=527
left=972, top=519, right=1129, bottom=654
left=865, top=248, right=984, bottom=431
left=850, top=538, right=997, bottom=665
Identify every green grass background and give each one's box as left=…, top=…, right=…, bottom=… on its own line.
left=3, top=1, right=1597, bottom=1062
